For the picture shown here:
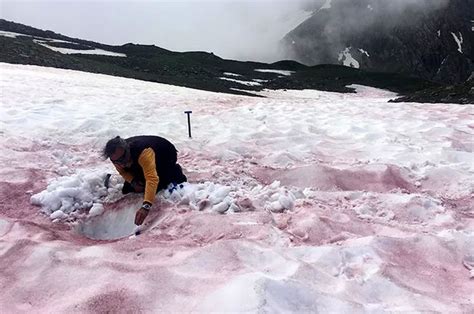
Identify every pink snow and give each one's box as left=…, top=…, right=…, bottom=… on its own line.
left=0, top=64, right=473, bottom=312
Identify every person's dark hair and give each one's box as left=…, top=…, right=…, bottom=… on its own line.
left=103, top=136, right=128, bottom=159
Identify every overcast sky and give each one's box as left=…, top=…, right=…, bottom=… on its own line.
left=0, top=0, right=315, bottom=62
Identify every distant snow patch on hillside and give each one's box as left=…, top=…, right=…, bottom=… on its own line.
left=37, top=38, right=74, bottom=44
left=35, top=40, right=127, bottom=57
left=451, top=32, right=463, bottom=53
left=255, top=69, right=295, bottom=76
left=0, top=30, right=73, bottom=44
left=219, top=77, right=261, bottom=86
left=359, top=49, right=370, bottom=57
left=0, top=30, right=126, bottom=57
left=338, top=48, right=360, bottom=68
left=223, top=72, right=242, bottom=77
left=0, top=30, right=24, bottom=38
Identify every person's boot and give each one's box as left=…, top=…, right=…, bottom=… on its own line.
left=175, top=164, right=187, bottom=183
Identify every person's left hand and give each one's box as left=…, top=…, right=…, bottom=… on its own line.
left=135, top=207, right=149, bottom=225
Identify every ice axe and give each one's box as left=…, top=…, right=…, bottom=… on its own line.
left=184, top=110, right=192, bottom=138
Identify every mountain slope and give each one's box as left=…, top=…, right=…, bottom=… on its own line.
left=282, top=0, right=473, bottom=85
left=0, top=19, right=471, bottom=103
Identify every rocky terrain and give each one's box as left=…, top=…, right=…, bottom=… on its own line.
left=282, top=0, right=473, bottom=86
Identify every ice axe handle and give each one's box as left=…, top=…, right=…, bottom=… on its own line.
left=184, top=111, right=192, bottom=138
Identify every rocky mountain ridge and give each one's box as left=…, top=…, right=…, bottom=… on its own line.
left=282, top=0, right=473, bottom=85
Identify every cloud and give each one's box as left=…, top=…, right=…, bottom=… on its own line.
left=0, top=0, right=452, bottom=63
left=0, top=0, right=315, bottom=63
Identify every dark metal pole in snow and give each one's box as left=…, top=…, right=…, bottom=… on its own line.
left=185, top=111, right=192, bottom=138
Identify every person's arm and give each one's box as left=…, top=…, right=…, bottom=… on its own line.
left=138, top=148, right=159, bottom=205
left=114, top=164, right=134, bottom=183
left=134, top=148, right=159, bottom=225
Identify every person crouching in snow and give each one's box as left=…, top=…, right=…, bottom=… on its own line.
left=103, top=135, right=187, bottom=225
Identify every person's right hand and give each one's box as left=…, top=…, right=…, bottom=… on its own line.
left=135, top=207, right=149, bottom=225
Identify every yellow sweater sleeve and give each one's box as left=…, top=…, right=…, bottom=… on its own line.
left=138, top=148, right=159, bottom=204
left=114, top=165, right=134, bottom=183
